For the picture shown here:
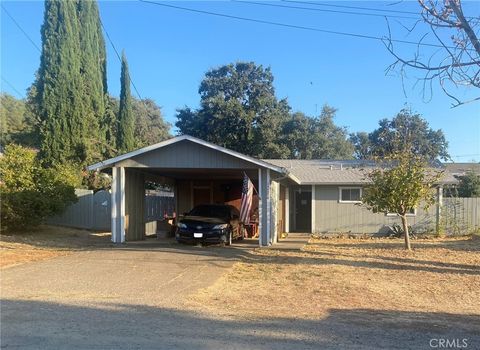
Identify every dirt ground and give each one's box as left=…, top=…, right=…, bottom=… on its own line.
left=188, top=235, right=480, bottom=320
left=2, top=229, right=479, bottom=349
left=0, top=225, right=111, bottom=268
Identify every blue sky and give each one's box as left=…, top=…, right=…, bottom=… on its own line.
left=1, top=1, right=479, bottom=161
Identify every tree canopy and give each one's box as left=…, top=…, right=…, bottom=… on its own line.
left=456, top=170, right=480, bottom=197
left=117, top=51, right=135, bottom=153
left=176, top=62, right=353, bottom=159
left=176, top=62, right=291, bottom=158
left=0, top=93, right=38, bottom=148
left=0, top=144, right=79, bottom=231
left=350, top=108, right=449, bottom=161
left=29, top=0, right=107, bottom=165
left=362, top=149, right=442, bottom=250
left=132, top=98, right=171, bottom=148
left=283, top=107, right=353, bottom=159
left=108, top=95, right=171, bottom=153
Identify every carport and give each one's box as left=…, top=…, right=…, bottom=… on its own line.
left=87, top=135, right=298, bottom=246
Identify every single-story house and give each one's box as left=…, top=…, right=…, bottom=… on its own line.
left=443, top=163, right=480, bottom=177
left=88, top=135, right=459, bottom=246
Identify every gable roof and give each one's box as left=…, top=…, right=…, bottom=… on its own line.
left=87, top=135, right=287, bottom=174
left=443, top=162, right=480, bottom=176
left=263, top=159, right=373, bottom=185
left=263, top=159, right=459, bottom=185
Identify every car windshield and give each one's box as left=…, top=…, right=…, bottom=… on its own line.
left=188, top=205, right=230, bottom=219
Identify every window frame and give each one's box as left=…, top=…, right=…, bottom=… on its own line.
left=338, top=187, right=363, bottom=204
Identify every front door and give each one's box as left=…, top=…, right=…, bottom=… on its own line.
left=294, top=191, right=311, bottom=232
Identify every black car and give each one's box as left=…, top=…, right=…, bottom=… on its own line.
left=175, top=204, right=243, bottom=245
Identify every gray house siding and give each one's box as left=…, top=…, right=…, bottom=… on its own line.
left=116, top=140, right=258, bottom=169
left=313, top=185, right=437, bottom=234
left=176, top=180, right=191, bottom=216
left=124, top=169, right=146, bottom=241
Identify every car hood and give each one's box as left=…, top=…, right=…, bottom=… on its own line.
left=180, top=216, right=228, bottom=226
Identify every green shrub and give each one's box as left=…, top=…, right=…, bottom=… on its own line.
left=457, top=170, right=480, bottom=198
left=0, top=144, right=78, bottom=231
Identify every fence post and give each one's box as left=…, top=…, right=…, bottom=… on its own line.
left=436, top=186, right=443, bottom=235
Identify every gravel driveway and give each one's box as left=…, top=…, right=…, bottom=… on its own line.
left=1, top=239, right=254, bottom=349
left=2, top=238, right=478, bottom=350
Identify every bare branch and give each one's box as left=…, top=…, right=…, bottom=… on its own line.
left=383, top=0, right=480, bottom=106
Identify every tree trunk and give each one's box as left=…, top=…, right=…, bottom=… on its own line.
left=400, top=215, right=411, bottom=251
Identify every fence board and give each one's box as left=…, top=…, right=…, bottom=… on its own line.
left=47, top=189, right=93, bottom=229
left=48, top=189, right=175, bottom=233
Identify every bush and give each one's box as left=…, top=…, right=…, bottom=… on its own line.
left=0, top=144, right=78, bottom=231
left=82, top=170, right=111, bottom=191
left=457, top=170, right=480, bottom=197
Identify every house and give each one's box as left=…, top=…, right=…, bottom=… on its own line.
left=87, top=135, right=461, bottom=246
left=264, top=159, right=456, bottom=237
left=443, top=163, right=480, bottom=177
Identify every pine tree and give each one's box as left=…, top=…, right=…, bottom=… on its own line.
left=31, top=0, right=107, bottom=165
left=117, top=51, right=135, bottom=153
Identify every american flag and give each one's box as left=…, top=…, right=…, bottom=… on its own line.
left=240, top=173, right=254, bottom=224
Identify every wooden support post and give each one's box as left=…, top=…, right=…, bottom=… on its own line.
left=285, top=187, right=290, bottom=233
left=266, top=169, right=271, bottom=245
left=311, top=185, right=316, bottom=234
left=258, top=168, right=262, bottom=247
left=111, top=167, right=125, bottom=243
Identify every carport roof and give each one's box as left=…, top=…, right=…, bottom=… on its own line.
left=87, top=135, right=290, bottom=176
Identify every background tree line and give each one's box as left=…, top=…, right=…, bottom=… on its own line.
left=21, top=0, right=170, bottom=166
left=175, top=61, right=450, bottom=162
left=0, top=0, right=170, bottom=230
left=3, top=57, right=451, bottom=164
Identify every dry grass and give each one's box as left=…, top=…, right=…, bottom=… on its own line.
left=188, top=235, right=480, bottom=319
left=0, top=225, right=110, bottom=269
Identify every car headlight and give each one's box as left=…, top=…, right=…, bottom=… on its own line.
left=212, top=224, right=228, bottom=230
left=177, top=223, right=187, bottom=229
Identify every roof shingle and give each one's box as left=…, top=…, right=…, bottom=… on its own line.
left=263, top=159, right=461, bottom=185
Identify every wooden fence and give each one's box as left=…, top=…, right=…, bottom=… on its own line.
left=48, top=190, right=479, bottom=235
left=48, top=189, right=175, bottom=233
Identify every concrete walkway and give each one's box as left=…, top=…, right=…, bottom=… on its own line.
left=274, top=233, right=310, bottom=251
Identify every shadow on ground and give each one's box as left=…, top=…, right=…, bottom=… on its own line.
left=310, top=235, right=480, bottom=252
left=294, top=249, right=480, bottom=276
left=4, top=228, right=479, bottom=275
left=1, top=299, right=478, bottom=350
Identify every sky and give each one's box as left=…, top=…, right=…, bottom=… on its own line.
left=1, top=0, right=479, bottom=162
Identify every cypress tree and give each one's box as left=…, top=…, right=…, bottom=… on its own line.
left=32, top=0, right=107, bottom=165
left=77, top=0, right=108, bottom=160
left=34, top=0, right=83, bottom=164
left=117, top=51, right=135, bottom=153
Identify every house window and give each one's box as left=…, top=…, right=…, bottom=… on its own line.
left=386, top=208, right=417, bottom=216
left=339, top=187, right=362, bottom=203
